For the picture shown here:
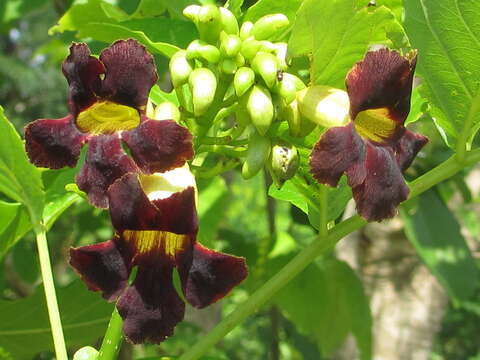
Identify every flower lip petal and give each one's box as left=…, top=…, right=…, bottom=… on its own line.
left=98, top=39, right=158, bottom=110
left=62, top=43, right=105, bottom=116
left=24, top=115, right=88, bottom=169
left=179, top=243, right=248, bottom=309
left=310, top=122, right=366, bottom=187
left=76, top=134, right=139, bottom=208
left=346, top=48, right=417, bottom=125
left=352, top=143, right=409, bottom=221
left=117, top=265, right=185, bottom=344
left=394, top=128, right=429, bottom=172
left=122, top=117, right=194, bottom=174
left=69, top=237, right=131, bottom=302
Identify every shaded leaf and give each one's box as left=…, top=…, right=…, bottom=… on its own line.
left=0, top=106, right=44, bottom=227
left=0, top=281, right=113, bottom=359
left=402, top=189, right=479, bottom=302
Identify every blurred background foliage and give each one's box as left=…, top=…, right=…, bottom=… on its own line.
left=0, top=0, right=479, bottom=359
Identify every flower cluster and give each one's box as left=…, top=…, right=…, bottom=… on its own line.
left=25, top=39, right=247, bottom=344
left=309, top=49, right=428, bottom=221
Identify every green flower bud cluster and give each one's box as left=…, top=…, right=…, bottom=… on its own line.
left=170, top=5, right=321, bottom=183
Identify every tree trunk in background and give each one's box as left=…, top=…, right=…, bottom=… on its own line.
left=334, top=213, right=449, bottom=360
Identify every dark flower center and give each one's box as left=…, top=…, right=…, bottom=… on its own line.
left=76, top=100, right=140, bottom=134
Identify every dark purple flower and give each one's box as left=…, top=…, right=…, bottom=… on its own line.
left=70, top=168, right=248, bottom=344
left=25, top=39, right=193, bottom=208
left=310, top=49, right=428, bottom=221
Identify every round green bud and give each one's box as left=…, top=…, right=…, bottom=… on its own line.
left=251, top=13, right=289, bottom=40
left=186, top=40, right=221, bottom=63
left=220, top=34, right=242, bottom=57
left=197, top=5, right=222, bottom=44
left=283, top=72, right=306, bottom=91
left=273, top=73, right=297, bottom=104
left=239, top=21, right=254, bottom=40
left=219, top=7, right=239, bottom=34
left=296, top=85, right=350, bottom=127
left=234, top=67, right=255, bottom=97
left=271, top=42, right=288, bottom=70
left=242, top=131, right=271, bottom=179
left=169, top=50, right=193, bottom=88
left=189, top=68, right=217, bottom=116
left=235, top=53, right=245, bottom=67
left=251, top=51, right=279, bottom=88
left=270, top=144, right=299, bottom=186
left=154, top=101, right=181, bottom=122
left=73, top=346, right=98, bottom=360
left=183, top=5, right=201, bottom=22
left=220, top=58, right=237, bottom=74
left=240, top=38, right=263, bottom=61
left=247, top=85, right=274, bottom=135
left=279, top=99, right=316, bottom=137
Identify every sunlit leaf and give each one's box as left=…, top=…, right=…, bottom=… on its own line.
left=404, top=0, right=480, bottom=147
left=402, top=189, right=479, bottom=302
left=288, top=0, right=405, bottom=88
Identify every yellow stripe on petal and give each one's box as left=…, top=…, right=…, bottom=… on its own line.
left=77, top=101, right=140, bottom=134
left=123, top=230, right=188, bottom=258
left=354, top=107, right=396, bottom=143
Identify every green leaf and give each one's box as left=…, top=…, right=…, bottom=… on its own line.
left=49, top=0, right=193, bottom=58
left=405, top=85, right=428, bottom=126
left=272, top=251, right=372, bottom=359
left=0, top=106, right=44, bottom=227
left=244, top=0, right=302, bottom=38
left=0, top=281, right=113, bottom=359
left=404, top=0, right=480, bottom=147
left=197, top=176, right=229, bottom=247
left=225, top=0, right=244, bottom=18
left=0, top=0, right=48, bottom=28
left=130, top=0, right=167, bottom=19
left=288, top=0, right=404, bottom=88
left=402, top=189, right=479, bottom=302
left=0, top=201, right=31, bottom=259
left=149, top=85, right=179, bottom=106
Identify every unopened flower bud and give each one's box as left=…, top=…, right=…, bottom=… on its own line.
left=274, top=73, right=297, bottom=104
left=186, top=40, right=220, bottom=63
left=220, top=34, right=242, bottom=57
left=183, top=5, right=201, bottom=22
left=296, top=85, right=350, bottom=127
left=279, top=99, right=316, bottom=137
left=73, top=346, right=98, bottom=360
left=239, top=21, right=254, bottom=40
left=189, top=68, right=217, bottom=116
left=220, top=58, right=237, bottom=74
left=247, top=85, right=274, bottom=135
left=219, top=7, right=239, bottom=34
left=270, top=144, right=299, bottom=186
left=169, top=50, right=193, bottom=88
left=240, top=38, right=263, bottom=61
left=251, top=51, right=278, bottom=88
left=197, top=5, right=222, bottom=44
left=271, top=42, right=288, bottom=70
left=235, top=53, right=245, bottom=67
left=251, top=14, right=289, bottom=40
left=154, top=101, right=180, bottom=122
left=242, top=131, right=271, bottom=179
left=234, top=67, right=255, bottom=97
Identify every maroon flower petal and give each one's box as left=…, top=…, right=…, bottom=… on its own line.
left=62, top=43, right=105, bottom=116
left=310, top=123, right=366, bottom=187
left=117, top=265, right=185, bottom=344
left=346, top=48, right=417, bottom=123
left=76, top=134, right=139, bottom=208
left=122, top=118, right=194, bottom=174
left=352, top=143, right=409, bottom=221
left=179, top=243, right=248, bottom=309
left=108, top=173, right=198, bottom=234
left=98, top=39, right=157, bottom=109
left=69, top=237, right=131, bottom=301
left=394, top=129, right=428, bottom=172
left=24, top=115, right=88, bottom=169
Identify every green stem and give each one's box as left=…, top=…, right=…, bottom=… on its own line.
left=98, top=307, right=123, bottom=360
left=35, top=229, right=68, bottom=360
left=318, top=185, right=328, bottom=238
left=455, top=88, right=480, bottom=162
left=179, top=148, right=480, bottom=360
